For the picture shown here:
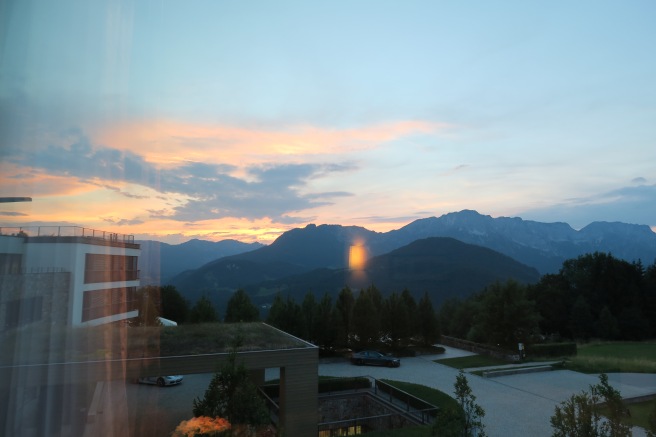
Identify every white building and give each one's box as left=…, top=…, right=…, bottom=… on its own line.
left=0, top=226, right=140, bottom=329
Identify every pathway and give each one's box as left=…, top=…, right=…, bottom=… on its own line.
left=317, top=346, right=656, bottom=436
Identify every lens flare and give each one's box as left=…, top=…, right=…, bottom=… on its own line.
left=348, top=244, right=367, bottom=270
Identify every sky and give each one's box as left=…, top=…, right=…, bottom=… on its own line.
left=1, top=0, right=655, bottom=244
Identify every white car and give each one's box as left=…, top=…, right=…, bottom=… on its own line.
left=137, top=375, right=183, bottom=387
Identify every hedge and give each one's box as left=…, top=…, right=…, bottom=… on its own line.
left=261, top=376, right=371, bottom=399
left=526, top=342, right=577, bottom=357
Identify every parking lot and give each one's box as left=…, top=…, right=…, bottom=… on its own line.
left=123, top=373, right=214, bottom=437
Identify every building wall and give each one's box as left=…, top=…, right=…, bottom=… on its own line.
left=0, top=235, right=24, bottom=255
left=0, top=235, right=140, bottom=327
left=25, top=238, right=140, bottom=326
left=0, top=272, right=71, bottom=331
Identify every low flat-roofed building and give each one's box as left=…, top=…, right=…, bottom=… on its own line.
left=0, top=322, right=318, bottom=437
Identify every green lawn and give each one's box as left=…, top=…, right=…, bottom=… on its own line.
left=380, top=379, right=459, bottom=410
left=434, top=354, right=509, bottom=369
left=608, top=399, right=656, bottom=431
left=361, top=380, right=458, bottom=437
left=565, top=342, right=656, bottom=374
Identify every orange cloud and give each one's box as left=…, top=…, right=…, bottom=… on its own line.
left=131, top=216, right=288, bottom=244
left=0, top=164, right=96, bottom=198
left=94, top=119, right=448, bottom=168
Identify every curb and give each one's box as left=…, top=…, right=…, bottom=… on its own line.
left=483, top=365, right=553, bottom=378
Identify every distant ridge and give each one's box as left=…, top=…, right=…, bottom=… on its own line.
left=239, top=237, right=540, bottom=308
left=138, top=238, right=264, bottom=284
left=163, top=210, right=656, bottom=310
left=380, top=211, right=656, bottom=273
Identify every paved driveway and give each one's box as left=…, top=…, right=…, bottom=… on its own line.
left=318, top=347, right=656, bottom=437
left=115, top=346, right=655, bottom=436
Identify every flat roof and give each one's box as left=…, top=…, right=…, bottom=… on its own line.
left=1, top=322, right=313, bottom=367
left=0, top=225, right=136, bottom=247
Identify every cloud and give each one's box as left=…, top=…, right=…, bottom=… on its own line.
left=94, top=119, right=447, bottom=167
left=0, top=211, right=28, bottom=217
left=6, top=129, right=357, bottom=223
left=0, top=163, right=96, bottom=198
left=520, top=183, right=656, bottom=228
left=354, top=215, right=423, bottom=223
left=1, top=94, right=449, bottom=232
left=101, top=217, right=145, bottom=226
left=305, top=191, right=353, bottom=200
left=85, top=181, right=149, bottom=199
left=169, top=162, right=354, bottom=222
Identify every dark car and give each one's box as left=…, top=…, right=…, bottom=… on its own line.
left=350, top=350, right=400, bottom=367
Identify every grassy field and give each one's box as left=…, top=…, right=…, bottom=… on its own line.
left=564, top=341, right=656, bottom=432
left=565, top=342, right=656, bottom=374
left=433, top=354, right=509, bottom=369
left=600, top=399, right=656, bottom=431
left=380, top=379, right=459, bottom=410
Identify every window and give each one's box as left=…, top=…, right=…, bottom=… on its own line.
left=319, top=425, right=364, bottom=436
left=4, top=296, right=43, bottom=329
left=84, top=254, right=139, bottom=283
left=81, top=287, right=138, bottom=322
left=0, top=254, right=22, bottom=274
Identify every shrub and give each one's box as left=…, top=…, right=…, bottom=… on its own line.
left=550, top=373, right=632, bottom=437
left=320, top=377, right=371, bottom=393
left=262, top=377, right=371, bottom=399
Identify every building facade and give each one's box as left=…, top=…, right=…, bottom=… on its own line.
left=0, top=226, right=140, bottom=330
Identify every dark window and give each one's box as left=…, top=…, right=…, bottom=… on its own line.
left=4, top=296, right=43, bottom=329
left=82, top=287, right=138, bottom=322
left=84, top=254, right=139, bottom=283
left=0, top=253, right=22, bottom=274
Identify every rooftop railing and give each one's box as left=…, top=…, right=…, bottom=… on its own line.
left=0, top=226, right=135, bottom=244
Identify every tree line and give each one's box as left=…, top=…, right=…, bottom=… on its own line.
left=134, top=286, right=261, bottom=326
left=266, top=285, right=440, bottom=351
left=440, top=252, right=656, bottom=349
left=134, top=284, right=440, bottom=352
left=137, top=251, right=656, bottom=352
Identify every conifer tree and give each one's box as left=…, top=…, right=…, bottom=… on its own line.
left=224, top=289, right=259, bottom=323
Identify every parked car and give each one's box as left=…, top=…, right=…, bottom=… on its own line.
left=137, top=375, right=183, bottom=387
left=350, top=350, right=400, bottom=367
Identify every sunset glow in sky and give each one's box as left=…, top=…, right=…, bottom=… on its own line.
left=2, top=1, right=655, bottom=244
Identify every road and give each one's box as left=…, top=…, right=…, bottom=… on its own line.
left=124, top=373, right=214, bottom=437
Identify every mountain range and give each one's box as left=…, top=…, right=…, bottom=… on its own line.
left=148, top=210, right=656, bottom=312
left=246, top=237, right=540, bottom=307
left=137, top=238, right=264, bottom=284
left=379, top=210, right=656, bottom=273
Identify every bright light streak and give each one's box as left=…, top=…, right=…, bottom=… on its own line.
left=348, top=244, right=367, bottom=270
